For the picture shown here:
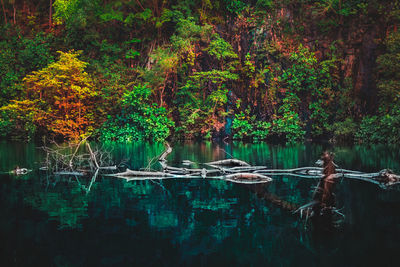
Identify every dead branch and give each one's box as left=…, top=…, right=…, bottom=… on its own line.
left=86, top=142, right=99, bottom=169
left=158, top=142, right=172, bottom=161
left=69, top=137, right=87, bottom=169
left=224, top=173, right=272, bottom=184
left=41, top=139, right=117, bottom=176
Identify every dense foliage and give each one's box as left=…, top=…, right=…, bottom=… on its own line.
left=99, top=84, right=173, bottom=142
left=0, top=0, right=399, bottom=143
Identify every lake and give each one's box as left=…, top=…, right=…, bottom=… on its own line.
left=0, top=141, right=399, bottom=266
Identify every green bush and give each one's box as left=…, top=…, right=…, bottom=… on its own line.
left=331, top=118, right=358, bottom=142
left=356, top=111, right=400, bottom=144
left=268, top=92, right=305, bottom=143
left=232, top=108, right=271, bottom=141
left=232, top=111, right=254, bottom=140
left=0, top=100, right=40, bottom=140
left=99, top=84, right=174, bottom=142
left=270, top=111, right=305, bottom=143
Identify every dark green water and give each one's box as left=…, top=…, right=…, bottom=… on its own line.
left=0, top=141, right=399, bottom=266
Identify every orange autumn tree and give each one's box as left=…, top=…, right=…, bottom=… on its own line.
left=24, top=51, right=98, bottom=140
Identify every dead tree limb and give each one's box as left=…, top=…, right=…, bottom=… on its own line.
left=86, top=142, right=100, bottom=169
left=158, top=142, right=172, bottom=162
left=41, top=139, right=117, bottom=176
left=69, top=137, right=87, bottom=169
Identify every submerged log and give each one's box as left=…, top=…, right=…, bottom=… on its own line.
left=54, top=171, right=85, bottom=176
left=182, top=160, right=194, bottom=166
left=335, top=170, right=400, bottom=188
left=223, top=173, right=272, bottom=184
left=39, top=142, right=400, bottom=229
left=378, top=169, right=400, bottom=186
left=112, top=151, right=400, bottom=189
left=98, top=165, right=117, bottom=170
left=222, top=166, right=268, bottom=173
left=205, top=158, right=250, bottom=167
left=111, top=169, right=174, bottom=178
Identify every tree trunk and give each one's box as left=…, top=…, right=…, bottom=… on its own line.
left=49, top=0, right=52, bottom=29
left=13, top=3, right=15, bottom=24
left=0, top=0, right=6, bottom=25
left=313, top=152, right=336, bottom=207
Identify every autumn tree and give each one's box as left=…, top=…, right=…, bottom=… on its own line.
left=24, top=51, right=98, bottom=140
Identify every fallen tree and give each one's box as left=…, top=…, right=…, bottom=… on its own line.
left=108, top=143, right=400, bottom=189
left=108, top=143, right=273, bottom=185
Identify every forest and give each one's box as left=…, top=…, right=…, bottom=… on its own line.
left=0, top=0, right=399, bottom=144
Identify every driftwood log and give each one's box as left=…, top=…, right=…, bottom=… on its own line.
left=205, top=159, right=251, bottom=167
left=108, top=144, right=400, bottom=190
left=108, top=143, right=273, bottom=185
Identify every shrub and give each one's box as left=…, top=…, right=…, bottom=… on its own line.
left=271, top=111, right=305, bottom=143
left=0, top=100, right=41, bottom=140
left=356, top=112, right=400, bottom=144
left=331, top=118, right=358, bottom=142
left=232, top=108, right=271, bottom=141
left=99, top=84, right=174, bottom=142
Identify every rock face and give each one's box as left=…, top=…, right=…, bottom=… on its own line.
left=344, top=23, right=383, bottom=113
left=299, top=11, right=386, bottom=114
left=234, top=6, right=389, bottom=117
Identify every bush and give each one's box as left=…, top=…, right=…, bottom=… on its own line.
left=270, top=111, right=305, bottom=143
left=232, top=109, right=271, bottom=141
left=356, top=112, right=400, bottom=144
left=232, top=111, right=254, bottom=140
left=0, top=100, right=41, bottom=140
left=99, top=84, right=174, bottom=142
left=331, top=118, right=358, bottom=142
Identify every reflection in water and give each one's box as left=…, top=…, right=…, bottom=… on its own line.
left=24, top=185, right=89, bottom=229
left=0, top=141, right=399, bottom=266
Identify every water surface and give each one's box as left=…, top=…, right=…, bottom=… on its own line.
left=0, top=141, right=399, bottom=266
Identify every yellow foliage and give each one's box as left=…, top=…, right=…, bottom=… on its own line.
left=23, top=51, right=98, bottom=140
